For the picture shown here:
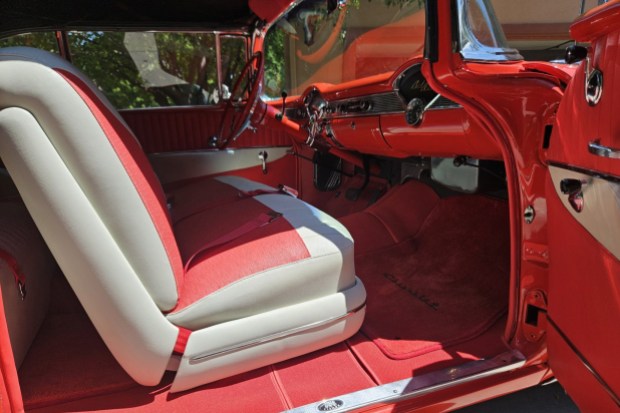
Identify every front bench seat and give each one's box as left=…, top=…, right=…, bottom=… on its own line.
left=0, top=47, right=366, bottom=392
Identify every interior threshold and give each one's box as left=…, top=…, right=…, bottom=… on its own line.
left=285, top=349, right=525, bottom=413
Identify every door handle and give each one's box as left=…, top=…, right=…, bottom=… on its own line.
left=258, top=151, right=268, bottom=174
left=588, top=139, right=620, bottom=159
left=560, top=178, right=585, bottom=213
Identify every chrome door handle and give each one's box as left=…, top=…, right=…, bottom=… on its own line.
left=258, top=150, right=268, bottom=174
left=589, top=139, right=620, bottom=159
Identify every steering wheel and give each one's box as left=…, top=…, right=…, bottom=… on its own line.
left=217, top=52, right=264, bottom=148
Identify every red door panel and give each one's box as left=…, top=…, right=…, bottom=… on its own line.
left=121, top=106, right=292, bottom=153
left=546, top=2, right=620, bottom=410
left=546, top=174, right=620, bottom=408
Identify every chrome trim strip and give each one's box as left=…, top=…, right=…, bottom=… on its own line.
left=588, top=139, right=620, bottom=159
left=190, top=301, right=367, bottom=362
left=548, top=316, right=620, bottom=407
left=285, top=350, right=526, bottom=413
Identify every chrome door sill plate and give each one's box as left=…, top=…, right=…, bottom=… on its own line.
left=285, top=349, right=525, bottom=413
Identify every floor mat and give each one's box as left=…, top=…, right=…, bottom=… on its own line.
left=348, top=191, right=510, bottom=360
left=347, top=317, right=509, bottom=384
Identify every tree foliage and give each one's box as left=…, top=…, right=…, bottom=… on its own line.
left=0, top=31, right=247, bottom=109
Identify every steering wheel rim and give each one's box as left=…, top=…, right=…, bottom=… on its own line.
left=217, top=51, right=264, bottom=148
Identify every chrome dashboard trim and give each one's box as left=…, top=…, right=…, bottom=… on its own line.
left=327, top=92, right=404, bottom=118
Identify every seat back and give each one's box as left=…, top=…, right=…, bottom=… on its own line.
left=0, top=47, right=182, bottom=385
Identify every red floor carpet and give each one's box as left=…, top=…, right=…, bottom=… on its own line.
left=342, top=183, right=510, bottom=360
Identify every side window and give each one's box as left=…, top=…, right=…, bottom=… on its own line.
left=67, top=31, right=247, bottom=109
left=0, top=32, right=59, bottom=54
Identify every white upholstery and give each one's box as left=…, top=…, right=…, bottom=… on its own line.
left=0, top=47, right=365, bottom=392
left=0, top=107, right=179, bottom=385
left=172, top=280, right=366, bottom=392
left=0, top=200, right=56, bottom=368
left=0, top=48, right=180, bottom=311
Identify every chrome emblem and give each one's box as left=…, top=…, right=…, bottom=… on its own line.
left=317, top=399, right=344, bottom=411
left=585, top=68, right=603, bottom=106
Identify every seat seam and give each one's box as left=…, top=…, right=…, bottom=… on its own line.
left=168, top=250, right=352, bottom=318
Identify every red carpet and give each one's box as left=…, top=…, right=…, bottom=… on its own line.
left=342, top=183, right=510, bottom=360
left=347, top=318, right=509, bottom=384
left=19, top=313, right=137, bottom=410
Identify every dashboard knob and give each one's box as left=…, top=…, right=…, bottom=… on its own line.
left=405, top=98, right=425, bottom=126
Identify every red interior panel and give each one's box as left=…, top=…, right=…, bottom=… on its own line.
left=381, top=110, right=501, bottom=159
left=546, top=176, right=620, bottom=406
left=121, top=107, right=293, bottom=153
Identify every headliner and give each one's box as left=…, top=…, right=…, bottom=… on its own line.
left=0, top=0, right=256, bottom=36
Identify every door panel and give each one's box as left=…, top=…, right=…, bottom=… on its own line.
left=121, top=107, right=293, bottom=153
left=149, top=147, right=295, bottom=188
left=546, top=172, right=620, bottom=408
left=546, top=3, right=620, bottom=410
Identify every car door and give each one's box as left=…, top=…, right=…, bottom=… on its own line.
left=545, top=2, right=620, bottom=411
left=68, top=30, right=296, bottom=188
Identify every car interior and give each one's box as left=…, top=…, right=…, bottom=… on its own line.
left=0, top=0, right=554, bottom=411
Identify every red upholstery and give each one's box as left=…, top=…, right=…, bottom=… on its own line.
left=168, top=178, right=247, bottom=223
left=173, top=196, right=310, bottom=313
left=120, top=107, right=293, bottom=153
left=58, top=70, right=309, bottom=314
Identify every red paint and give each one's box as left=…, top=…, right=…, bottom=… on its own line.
left=546, top=175, right=620, bottom=406
left=571, top=0, right=620, bottom=41
left=330, top=117, right=394, bottom=156
left=547, top=23, right=620, bottom=178
left=0, top=284, right=23, bottom=413
left=248, top=0, right=292, bottom=23
left=544, top=4, right=620, bottom=408
left=381, top=110, right=501, bottom=159
left=422, top=0, right=565, bottom=366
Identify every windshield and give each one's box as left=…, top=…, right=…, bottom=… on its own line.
left=263, top=0, right=425, bottom=98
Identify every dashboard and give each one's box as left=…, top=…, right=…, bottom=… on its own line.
left=281, top=61, right=501, bottom=159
